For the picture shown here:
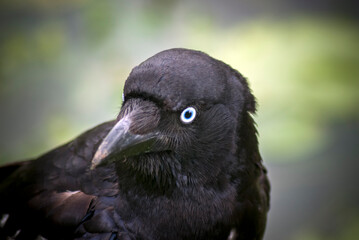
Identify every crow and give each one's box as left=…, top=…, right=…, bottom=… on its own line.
left=0, top=48, right=270, bottom=240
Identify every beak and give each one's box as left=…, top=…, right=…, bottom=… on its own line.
left=90, top=116, right=159, bottom=170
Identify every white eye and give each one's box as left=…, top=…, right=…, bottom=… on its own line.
left=180, top=107, right=196, bottom=124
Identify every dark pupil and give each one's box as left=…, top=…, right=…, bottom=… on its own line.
left=184, top=110, right=192, bottom=119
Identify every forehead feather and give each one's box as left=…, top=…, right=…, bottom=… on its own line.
left=124, top=49, right=227, bottom=110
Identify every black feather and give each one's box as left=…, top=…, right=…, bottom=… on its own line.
left=0, top=48, right=270, bottom=240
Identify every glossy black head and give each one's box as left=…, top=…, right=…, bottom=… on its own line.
left=91, top=48, right=257, bottom=192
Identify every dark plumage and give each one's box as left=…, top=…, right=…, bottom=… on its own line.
left=0, top=48, right=270, bottom=240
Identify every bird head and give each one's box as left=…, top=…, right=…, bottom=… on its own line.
left=91, top=48, right=257, bottom=192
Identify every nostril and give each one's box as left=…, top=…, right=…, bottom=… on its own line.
left=128, top=104, right=160, bottom=135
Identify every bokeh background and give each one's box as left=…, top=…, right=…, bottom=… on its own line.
left=0, top=0, right=358, bottom=239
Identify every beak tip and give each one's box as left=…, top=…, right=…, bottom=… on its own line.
left=90, top=150, right=109, bottom=170
left=90, top=163, right=97, bottom=171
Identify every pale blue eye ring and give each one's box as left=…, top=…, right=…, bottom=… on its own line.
left=180, top=107, right=196, bottom=124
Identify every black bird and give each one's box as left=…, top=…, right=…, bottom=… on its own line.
left=0, top=48, right=270, bottom=240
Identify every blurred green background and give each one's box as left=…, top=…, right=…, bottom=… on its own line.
left=0, top=0, right=358, bottom=239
